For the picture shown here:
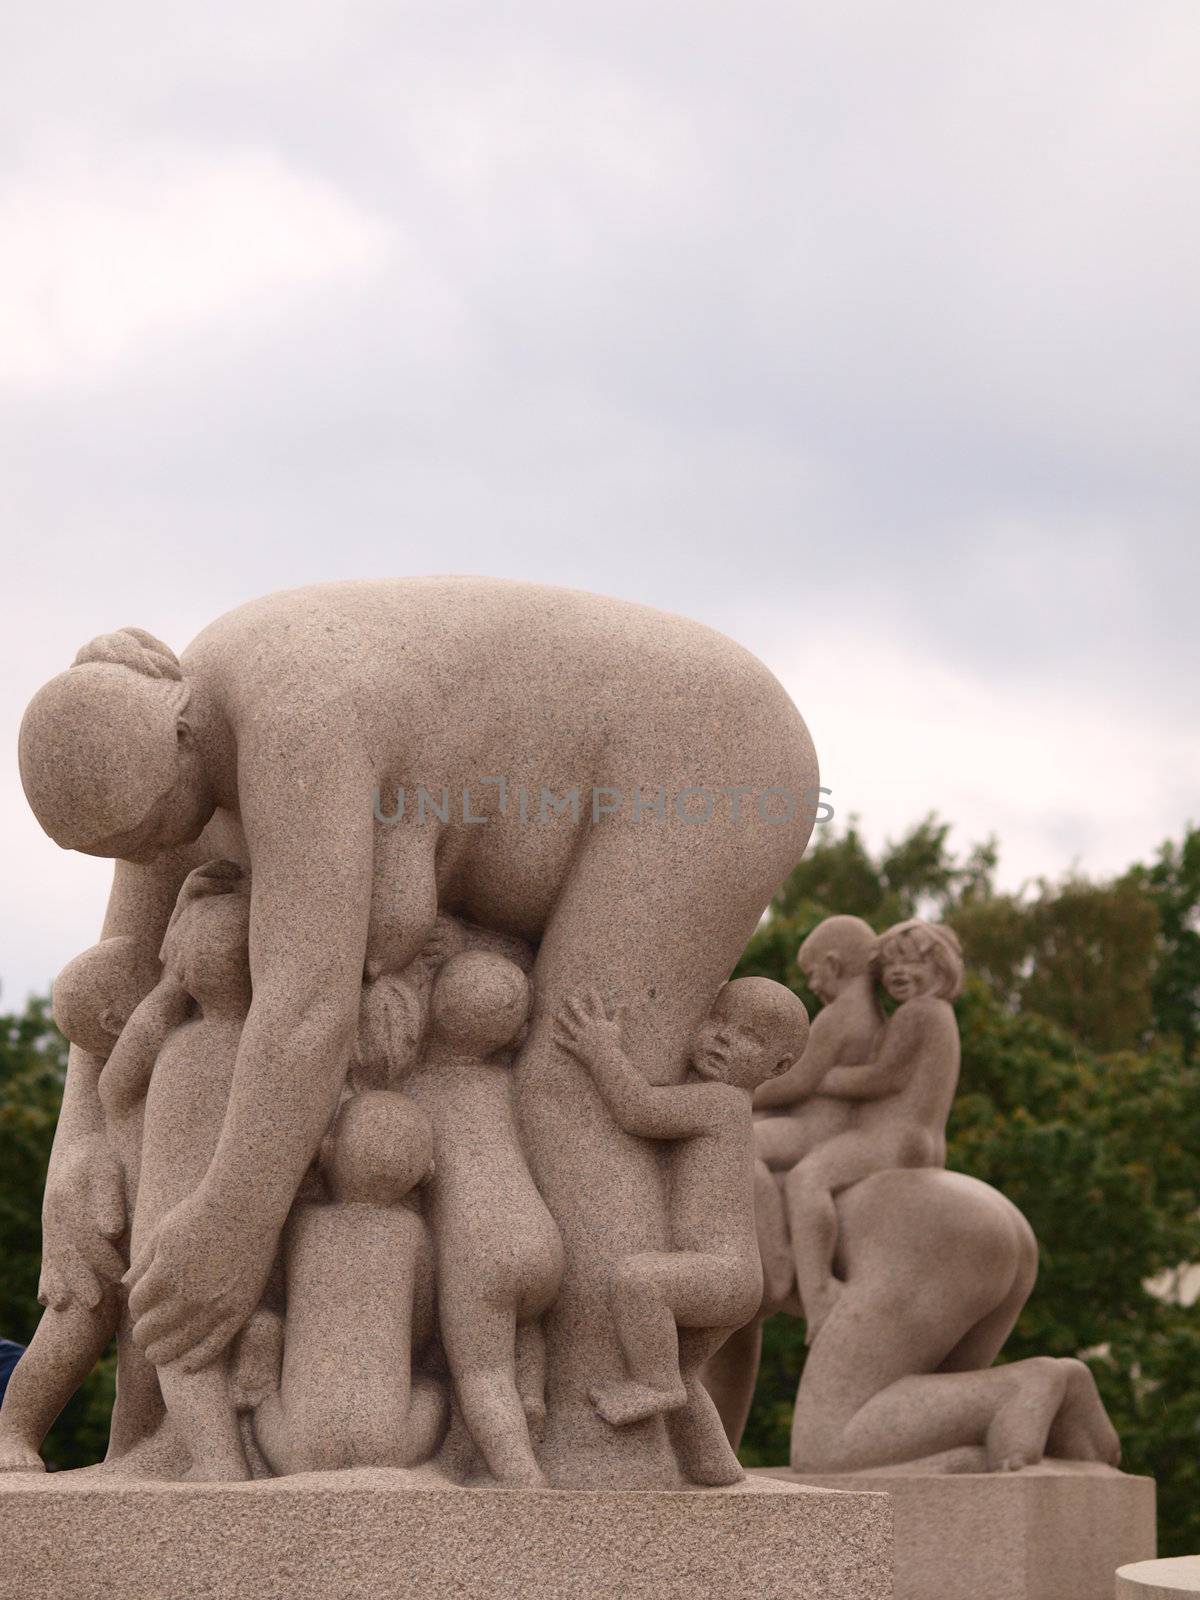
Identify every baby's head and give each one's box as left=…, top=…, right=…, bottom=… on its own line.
left=876, top=919, right=964, bottom=1002
left=691, top=977, right=810, bottom=1093
left=322, top=1090, right=435, bottom=1206
left=797, top=915, right=878, bottom=1005
left=353, top=972, right=426, bottom=1091
left=159, top=859, right=251, bottom=1006
left=51, top=936, right=161, bottom=1056
left=428, top=950, right=531, bottom=1058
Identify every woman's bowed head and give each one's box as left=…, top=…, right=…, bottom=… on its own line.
left=18, top=629, right=218, bottom=861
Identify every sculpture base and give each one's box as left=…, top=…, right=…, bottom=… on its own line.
left=1117, top=1557, right=1200, bottom=1596
left=760, top=1461, right=1155, bottom=1600
left=0, top=1466, right=891, bottom=1600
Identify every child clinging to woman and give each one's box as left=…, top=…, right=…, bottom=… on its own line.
left=405, top=949, right=565, bottom=1488
left=114, top=859, right=259, bottom=1479
left=555, top=978, right=809, bottom=1445
left=0, top=935, right=165, bottom=1472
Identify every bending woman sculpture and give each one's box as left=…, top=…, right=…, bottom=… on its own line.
left=18, top=578, right=818, bottom=1486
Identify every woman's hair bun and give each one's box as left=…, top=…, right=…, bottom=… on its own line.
left=72, top=627, right=182, bottom=680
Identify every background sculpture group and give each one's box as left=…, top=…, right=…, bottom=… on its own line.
left=706, top=913, right=1122, bottom=1476
left=0, top=581, right=1125, bottom=1490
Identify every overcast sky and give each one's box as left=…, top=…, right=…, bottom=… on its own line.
left=2, top=2, right=1198, bottom=1005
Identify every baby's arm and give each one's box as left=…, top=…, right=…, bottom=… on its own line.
left=754, top=1007, right=845, bottom=1109
left=555, top=992, right=724, bottom=1142
left=96, top=976, right=191, bottom=1119
left=815, top=1006, right=921, bottom=1102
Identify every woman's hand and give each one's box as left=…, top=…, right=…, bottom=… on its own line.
left=124, top=1184, right=275, bottom=1374
left=39, top=1137, right=126, bottom=1311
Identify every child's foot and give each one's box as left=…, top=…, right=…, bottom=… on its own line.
left=803, top=1278, right=844, bottom=1345
left=230, top=1309, right=284, bottom=1411
left=0, top=1436, right=45, bottom=1474
left=1046, top=1359, right=1121, bottom=1466
left=590, top=1380, right=687, bottom=1427
left=986, top=1358, right=1068, bottom=1471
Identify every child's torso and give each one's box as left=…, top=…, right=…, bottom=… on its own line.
left=133, top=1015, right=244, bottom=1239
left=668, top=1117, right=757, bottom=1256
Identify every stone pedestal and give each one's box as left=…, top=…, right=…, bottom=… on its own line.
left=1117, top=1558, right=1200, bottom=1597
left=758, top=1462, right=1155, bottom=1600
left=0, top=1467, right=891, bottom=1600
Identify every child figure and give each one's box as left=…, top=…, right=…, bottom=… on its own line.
left=783, top=918, right=963, bottom=1342
left=245, top=1091, right=447, bottom=1473
left=749, top=916, right=883, bottom=1306
left=405, top=950, right=564, bottom=1488
left=119, top=858, right=257, bottom=1480
left=753, top=915, right=884, bottom=1168
left=554, top=977, right=809, bottom=1433
left=0, top=937, right=165, bottom=1472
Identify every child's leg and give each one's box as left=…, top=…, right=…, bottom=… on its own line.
left=666, top=1327, right=745, bottom=1485
left=755, top=1159, right=795, bottom=1308
left=443, top=1297, right=546, bottom=1487
left=753, top=1116, right=813, bottom=1172
left=251, top=1388, right=293, bottom=1477
left=592, top=1252, right=758, bottom=1427
left=514, top=1320, right=547, bottom=1432
left=785, top=1132, right=884, bottom=1343
left=700, top=1317, right=763, bottom=1453
left=402, top=1375, right=450, bottom=1467
left=157, top=1359, right=249, bottom=1481
left=106, top=1319, right=166, bottom=1463
left=667, top=1371, right=745, bottom=1486
left=0, top=1297, right=118, bottom=1470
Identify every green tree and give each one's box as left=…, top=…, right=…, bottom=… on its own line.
left=1128, top=825, right=1200, bottom=1063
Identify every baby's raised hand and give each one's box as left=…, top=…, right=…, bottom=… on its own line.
left=554, top=988, right=624, bottom=1063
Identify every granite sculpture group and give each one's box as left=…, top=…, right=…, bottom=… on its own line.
left=0, top=580, right=1127, bottom=1520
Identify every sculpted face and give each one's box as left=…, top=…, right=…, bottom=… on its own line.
left=73, top=720, right=215, bottom=862
left=800, top=948, right=842, bottom=1005
left=797, top=916, right=879, bottom=1004
left=161, top=863, right=252, bottom=1009
left=879, top=933, right=939, bottom=1002
left=692, top=1020, right=791, bottom=1091
left=693, top=976, right=808, bottom=1091
left=19, top=661, right=215, bottom=861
